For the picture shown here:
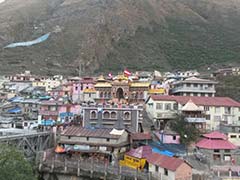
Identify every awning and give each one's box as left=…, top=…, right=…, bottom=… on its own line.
left=60, top=112, right=74, bottom=118
left=7, top=107, right=21, bottom=113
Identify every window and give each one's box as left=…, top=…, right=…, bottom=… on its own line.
left=75, top=86, right=78, bottom=91
left=68, top=136, right=71, bottom=139
left=193, top=84, right=198, bottom=87
left=124, top=112, right=130, bottom=120
left=103, top=111, right=110, bottom=119
left=164, top=168, right=168, bottom=176
left=90, top=111, right=97, bottom=119
left=156, top=103, right=163, bottom=110
left=173, top=103, right=178, bottom=110
left=155, top=166, right=159, bottom=172
left=186, top=83, right=191, bottom=87
left=173, top=136, right=176, bottom=140
left=206, top=115, right=211, bottom=120
left=204, top=106, right=209, bottom=111
left=215, top=107, right=220, bottom=113
left=86, top=137, right=89, bottom=141
left=230, top=135, right=237, bottom=138
left=238, top=117, right=240, bottom=121
left=165, top=103, right=171, bottom=110
left=106, top=138, right=110, bottom=142
left=225, top=149, right=230, bottom=153
left=110, top=112, right=117, bottom=119
left=214, top=149, right=220, bottom=153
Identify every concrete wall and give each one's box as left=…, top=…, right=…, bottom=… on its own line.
left=175, top=163, right=192, bottom=180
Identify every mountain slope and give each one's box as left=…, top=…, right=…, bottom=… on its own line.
left=0, top=0, right=240, bottom=75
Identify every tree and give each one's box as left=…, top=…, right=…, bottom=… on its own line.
left=0, top=144, right=36, bottom=180
left=170, top=114, right=200, bottom=146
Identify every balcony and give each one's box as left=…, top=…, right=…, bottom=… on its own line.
left=156, top=113, right=176, bottom=119
left=39, top=110, right=58, bottom=116
left=171, top=86, right=215, bottom=94
left=185, top=117, right=206, bottom=123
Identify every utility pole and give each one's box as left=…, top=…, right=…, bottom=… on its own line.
left=78, top=61, right=82, bottom=104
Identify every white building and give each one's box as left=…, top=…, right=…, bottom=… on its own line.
left=171, top=77, right=217, bottom=97
left=146, top=95, right=240, bottom=130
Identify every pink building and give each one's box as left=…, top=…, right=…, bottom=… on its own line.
left=72, top=77, right=95, bottom=103
left=50, top=82, right=73, bottom=99
left=38, top=100, right=81, bottom=125
left=155, top=130, right=180, bottom=144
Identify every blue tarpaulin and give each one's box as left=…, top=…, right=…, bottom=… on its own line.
left=5, top=33, right=50, bottom=48
left=40, top=119, right=55, bottom=126
left=152, top=147, right=174, bottom=157
left=7, top=107, right=21, bottom=113
left=39, top=95, right=51, bottom=100
left=60, top=112, right=74, bottom=118
left=8, top=96, right=23, bottom=102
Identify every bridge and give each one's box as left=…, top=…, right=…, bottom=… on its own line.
left=0, top=130, right=54, bottom=157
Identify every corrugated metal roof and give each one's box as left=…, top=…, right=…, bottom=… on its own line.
left=61, top=126, right=122, bottom=139
left=131, top=132, right=152, bottom=140
left=126, top=146, right=152, bottom=159
left=203, top=131, right=227, bottom=139
left=147, top=153, right=189, bottom=171
left=196, top=139, right=236, bottom=150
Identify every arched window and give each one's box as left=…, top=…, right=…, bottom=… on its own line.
left=124, top=112, right=130, bottom=120
left=135, top=92, right=139, bottom=99
left=103, top=111, right=110, bottom=119
left=111, top=111, right=117, bottom=119
left=90, top=111, right=97, bottom=119
left=104, top=92, right=108, bottom=98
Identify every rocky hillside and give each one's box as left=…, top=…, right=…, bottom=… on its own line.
left=0, top=0, right=240, bottom=75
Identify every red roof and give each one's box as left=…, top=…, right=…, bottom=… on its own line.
left=196, top=139, right=237, bottom=150
left=150, top=95, right=240, bottom=107
left=147, top=153, right=189, bottom=171
left=203, top=131, right=227, bottom=140
left=126, top=146, right=152, bottom=159
left=131, top=132, right=152, bottom=140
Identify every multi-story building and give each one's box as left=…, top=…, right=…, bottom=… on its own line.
left=38, top=100, right=81, bottom=125
left=82, top=104, right=143, bottom=132
left=71, top=77, right=96, bottom=103
left=171, top=77, right=217, bottom=97
left=59, top=126, right=129, bottom=163
left=146, top=95, right=240, bottom=130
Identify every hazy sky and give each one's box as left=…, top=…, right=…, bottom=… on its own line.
left=0, top=0, right=5, bottom=4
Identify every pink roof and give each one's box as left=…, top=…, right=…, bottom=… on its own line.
left=126, top=146, right=152, bottom=159
left=203, top=131, right=227, bottom=140
left=196, top=139, right=237, bottom=150
left=147, top=153, right=190, bottom=171
left=150, top=95, right=240, bottom=107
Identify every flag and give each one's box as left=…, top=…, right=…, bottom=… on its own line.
left=124, top=69, right=131, bottom=76
left=108, top=73, right=113, bottom=78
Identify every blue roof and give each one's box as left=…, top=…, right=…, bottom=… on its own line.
left=7, top=107, right=21, bottom=113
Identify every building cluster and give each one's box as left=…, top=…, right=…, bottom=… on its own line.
left=0, top=69, right=240, bottom=179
